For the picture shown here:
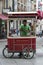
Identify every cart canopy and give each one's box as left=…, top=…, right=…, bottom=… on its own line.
left=0, top=14, right=8, bottom=20
left=37, top=11, right=43, bottom=19
left=6, top=12, right=38, bottom=19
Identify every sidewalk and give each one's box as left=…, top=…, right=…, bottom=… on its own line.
left=0, top=37, right=43, bottom=65
left=0, top=39, right=7, bottom=42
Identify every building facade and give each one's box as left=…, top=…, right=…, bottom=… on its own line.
left=1, top=0, right=37, bottom=12
left=0, top=0, right=5, bottom=13
left=0, top=0, right=38, bottom=13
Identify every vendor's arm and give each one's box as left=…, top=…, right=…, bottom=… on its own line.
left=27, top=25, right=31, bottom=32
left=19, top=24, right=24, bottom=32
left=29, top=26, right=31, bottom=31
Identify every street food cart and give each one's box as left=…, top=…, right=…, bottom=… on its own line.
left=2, top=12, right=37, bottom=59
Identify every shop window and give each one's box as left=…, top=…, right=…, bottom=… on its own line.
left=17, top=3, right=21, bottom=11
left=0, top=20, right=7, bottom=39
left=24, top=6, right=26, bottom=11
left=21, top=4, right=23, bottom=11
left=21, top=0, right=23, bottom=3
left=24, top=0, right=26, bottom=4
left=29, top=0, right=36, bottom=11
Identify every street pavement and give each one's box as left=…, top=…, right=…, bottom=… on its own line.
left=0, top=37, right=43, bottom=65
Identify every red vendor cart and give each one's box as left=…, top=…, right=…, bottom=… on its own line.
left=2, top=12, right=37, bottom=59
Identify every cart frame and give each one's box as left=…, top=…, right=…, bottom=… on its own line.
left=2, top=12, right=37, bottom=59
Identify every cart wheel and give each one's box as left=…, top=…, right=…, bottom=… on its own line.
left=22, top=48, right=34, bottom=59
left=2, top=46, right=14, bottom=58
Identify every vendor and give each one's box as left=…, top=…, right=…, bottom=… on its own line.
left=20, top=20, right=31, bottom=36
left=19, top=20, right=31, bottom=57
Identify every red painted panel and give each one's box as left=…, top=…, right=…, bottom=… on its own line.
left=32, top=38, right=36, bottom=50
left=7, top=39, right=15, bottom=51
left=7, top=38, right=36, bottom=52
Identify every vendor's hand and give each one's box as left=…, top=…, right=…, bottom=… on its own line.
left=23, top=29, right=29, bottom=32
left=24, top=30, right=30, bottom=32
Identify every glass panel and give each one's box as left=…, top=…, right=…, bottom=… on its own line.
left=9, top=19, right=36, bottom=37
